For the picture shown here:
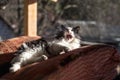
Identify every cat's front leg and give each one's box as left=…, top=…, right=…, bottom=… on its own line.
left=59, top=46, right=70, bottom=54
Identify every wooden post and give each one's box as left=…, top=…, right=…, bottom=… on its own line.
left=24, top=0, right=37, bottom=36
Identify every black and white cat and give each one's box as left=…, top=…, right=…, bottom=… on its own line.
left=10, top=25, right=81, bottom=72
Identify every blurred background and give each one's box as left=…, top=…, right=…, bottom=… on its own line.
left=0, top=0, right=120, bottom=51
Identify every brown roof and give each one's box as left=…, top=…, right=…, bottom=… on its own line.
left=0, top=36, right=119, bottom=80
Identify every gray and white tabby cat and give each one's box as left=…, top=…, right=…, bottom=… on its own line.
left=10, top=25, right=81, bottom=72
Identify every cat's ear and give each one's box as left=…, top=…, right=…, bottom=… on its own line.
left=72, top=26, right=80, bottom=33
left=60, top=25, right=66, bottom=30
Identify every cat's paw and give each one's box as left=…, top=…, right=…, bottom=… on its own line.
left=60, top=47, right=70, bottom=54
left=59, top=51, right=65, bottom=54
left=42, top=55, right=48, bottom=60
left=10, top=63, right=21, bottom=72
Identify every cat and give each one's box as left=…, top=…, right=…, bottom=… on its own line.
left=10, top=25, right=81, bottom=72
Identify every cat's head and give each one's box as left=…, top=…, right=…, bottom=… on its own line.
left=55, top=25, right=80, bottom=42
